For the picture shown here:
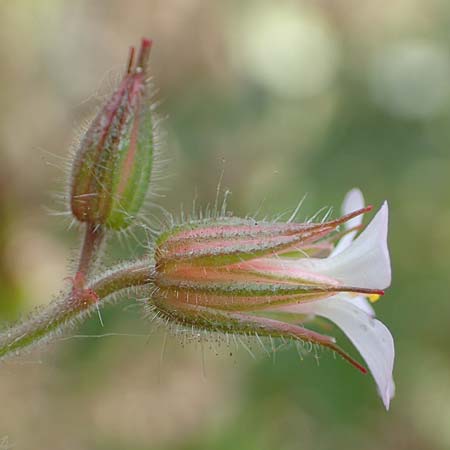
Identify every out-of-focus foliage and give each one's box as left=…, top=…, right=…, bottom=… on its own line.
left=1, top=0, right=450, bottom=449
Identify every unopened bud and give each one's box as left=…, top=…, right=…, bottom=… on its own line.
left=70, top=38, right=156, bottom=230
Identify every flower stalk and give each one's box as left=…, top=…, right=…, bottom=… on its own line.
left=0, top=260, right=151, bottom=360
left=76, top=223, right=106, bottom=276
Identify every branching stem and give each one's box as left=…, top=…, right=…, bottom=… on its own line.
left=0, top=259, right=152, bottom=360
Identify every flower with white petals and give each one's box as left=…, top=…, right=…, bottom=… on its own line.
left=275, top=189, right=395, bottom=409
left=151, top=189, right=395, bottom=409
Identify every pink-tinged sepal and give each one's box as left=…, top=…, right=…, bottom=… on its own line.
left=156, top=206, right=372, bottom=267
left=151, top=296, right=368, bottom=374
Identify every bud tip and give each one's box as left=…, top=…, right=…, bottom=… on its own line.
left=141, top=37, right=153, bottom=49
left=137, top=38, right=153, bottom=71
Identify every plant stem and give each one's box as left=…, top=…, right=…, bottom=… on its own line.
left=0, top=259, right=152, bottom=360
left=77, top=223, right=105, bottom=276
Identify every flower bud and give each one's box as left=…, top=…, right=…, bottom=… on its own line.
left=70, top=38, right=156, bottom=230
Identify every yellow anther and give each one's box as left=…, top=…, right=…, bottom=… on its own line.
left=368, top=294, right=381, bottom=303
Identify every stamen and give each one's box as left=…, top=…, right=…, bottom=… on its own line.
left=368, top=294, right=381, bottom=303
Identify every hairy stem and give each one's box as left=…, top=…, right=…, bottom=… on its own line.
left=0, top=259, right=152, bottom=360
left=77, top=223, right=105, bottom=275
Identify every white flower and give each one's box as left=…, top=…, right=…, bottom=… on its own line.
left=153, top=188, right=396, bottom=409
left=275, top=189, right=395, bottom=409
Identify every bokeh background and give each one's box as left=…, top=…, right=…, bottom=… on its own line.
left=1, top=0, right=450, bottom=449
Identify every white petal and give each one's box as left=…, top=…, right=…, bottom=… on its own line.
left=331, top=188, right=365, bottom=256
left=276, top=292, right=376, bottom=317
left=291, top=297, right=395, bottom=409
left=342, top=188, right=365, bottom=226
left=294, top=202, right=391, bottom=290
left=341, top=294, right=376, bottom=317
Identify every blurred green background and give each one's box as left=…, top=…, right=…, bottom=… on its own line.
left=1, top=0, right=450, bottom=449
